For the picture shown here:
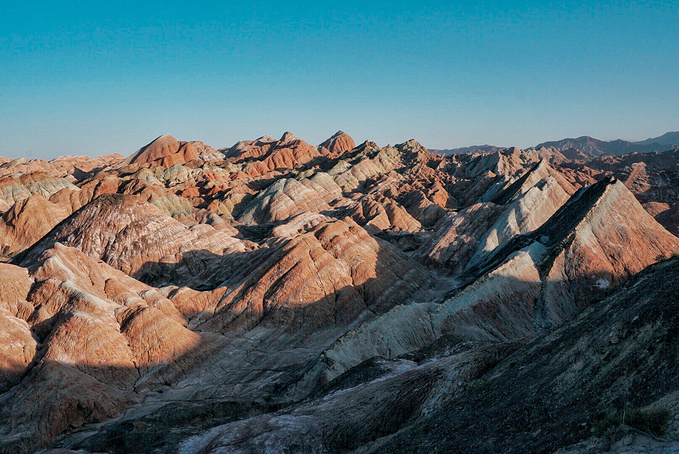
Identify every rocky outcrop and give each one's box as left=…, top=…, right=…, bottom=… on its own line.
left=0, top=194, right=69, bottom=258
left=122, top=134, right=200, bottom=168
left=0, top=172, right=78, bottom=207
left=0, top=244, right=217, bottom=452
left=348, top=194, right=423, bottom=233
left=368, top=258, right=679, bottom=453
left=0, top=264, right=32, bottom=319
left=0, top=308, right=36, bottom=392
left=575, top=149, right=679, bottom=235
left=22, top=194, right=247, bottom=286
left=452, top=176, right=679, bottom=331
left=319, top=130, right=356, bottom=156
left=311, top=178, right=679, bottom=382
left=165, top=258, right=679, bottom=454
left=226, top=132, right=322, bottom=177
left=190, top=141, right=223, bottom=161
left=199, top=216, right=431, bottom=334
left=238, top=175, right=341, bottom=225
left=467, top=160, right=576, bottom=264
left=418, top=202, right=504, bottom=273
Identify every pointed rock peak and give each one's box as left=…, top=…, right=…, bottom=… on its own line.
left=399, top=139, right=423, bottom=148
left=466, top=174, right=679, bottom=285
left=133, top=134, right=180, bottom=153
left=280, top=131, right=298, bottom=143
left=533, top=158, right=549, bottom=171
left=490, top=160, right=549, bottom=205
left=396, top=139, right=431, bottom=157
left=153, top=133, right=178, bottom=143
left=319, top=130, right=356, bottom=154
left=355, top=140, right=379, bottom=153
left=325, top=130, right=353, bottom=142
left=524, top=159, right=559, bottom=180
left=142, top=134, right=182, bottom=154
left=534, top=176, right=631, bottom=244
left=123, top=134, right=198, bottom=168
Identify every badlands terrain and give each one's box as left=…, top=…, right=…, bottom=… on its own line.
left=0, top=131, right=678, bottom=453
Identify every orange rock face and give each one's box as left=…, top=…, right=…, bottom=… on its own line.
left=122, top=134, right=200, bottom=168
left=0, top=194, right=69, bottom=258
left=319, top=130, right=356, bottom=156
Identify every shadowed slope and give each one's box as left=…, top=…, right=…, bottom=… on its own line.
left=368, top=258, right=679, bottom=453
left=19, top=193, right=247, bottom=286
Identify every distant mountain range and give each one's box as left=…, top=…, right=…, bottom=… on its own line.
left=636, top=131, right=679, bottom=146
left=433, top=131, right=679, bottom=159
left=430, top=144, right=505, bottom=155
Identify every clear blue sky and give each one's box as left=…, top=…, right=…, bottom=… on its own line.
left=1, top=1, right=678, bottom=159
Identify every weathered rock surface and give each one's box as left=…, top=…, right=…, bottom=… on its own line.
left=469, top=160, right=576, bottom=260
left=122, top=134, right=200, bottom=168
left=164, top=259, right=679, bottom=454
left=237, top=175, right=340, bottom=225
left=0, top=243, right=219, bottom=452
left=365, top=258, right=679, bottom=453
left=22, top=193, right=247, bottom=286
left=0, top=172, right=78, bottom=208
left=0, top=263, right=32, bottom=318
left=419, top=202, right=504, bottom=272
left=319, top=130, right=356, bottom=156
left=226, top=132, right=322, bottom=177
left=0, top=194, right=69, bottom=258
left=310, top=177, right=679, bottom=382
left=0, top=308, right=36, bottom=392
left=1, top=133, right=679, bottom=454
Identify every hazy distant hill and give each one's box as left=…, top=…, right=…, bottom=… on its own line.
left=536, top=132, right=679, bottom=158
left=636, top=131, right=679, bottom=146
left=430, top=144, right=504, bottom=155
left=433, top=131, right=679, bottom=159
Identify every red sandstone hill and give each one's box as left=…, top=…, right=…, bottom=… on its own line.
left=121, top=134, right=200, bottom=168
